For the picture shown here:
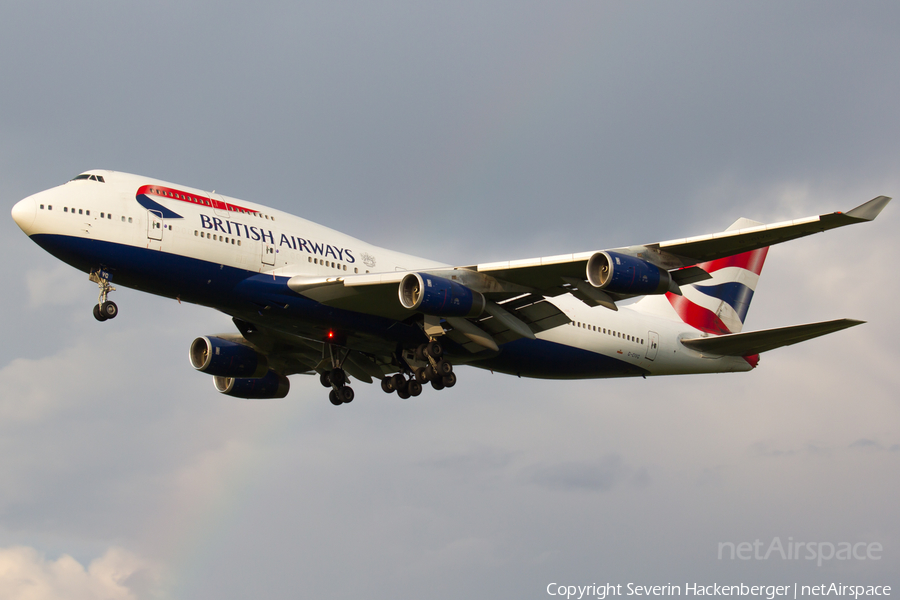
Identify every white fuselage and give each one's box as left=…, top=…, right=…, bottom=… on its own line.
left=12, top=170, right=753, bottom=380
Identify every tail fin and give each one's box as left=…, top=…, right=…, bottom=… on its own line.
left=638, top=218, right=769, bottom=334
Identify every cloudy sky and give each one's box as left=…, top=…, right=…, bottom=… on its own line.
left=1, top=2, right=898, bottom=598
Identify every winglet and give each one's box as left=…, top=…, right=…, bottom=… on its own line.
left=846, top=196, right=891, bottom=221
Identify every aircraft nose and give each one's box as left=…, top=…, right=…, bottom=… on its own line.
left=11, top=195, right=37, bottom=233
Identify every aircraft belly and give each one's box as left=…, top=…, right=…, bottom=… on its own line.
left=470, top=337, right=649, bottom=380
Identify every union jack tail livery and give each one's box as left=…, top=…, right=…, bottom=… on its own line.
left=667, top=217, right=770, bottom=334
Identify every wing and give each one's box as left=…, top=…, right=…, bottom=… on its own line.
left=284, top=196, right=889, bottom=350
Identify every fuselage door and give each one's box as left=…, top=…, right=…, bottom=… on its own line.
left=212, top=193, right=230, bottom=219
left=147, top=210, right=163, bottom=241
left=261, top=243, right=276, bottom=266
left=645, top=331, right=659, bottom=361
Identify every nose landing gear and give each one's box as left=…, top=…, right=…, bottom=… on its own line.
left=89, top=270, right=118, bottom=322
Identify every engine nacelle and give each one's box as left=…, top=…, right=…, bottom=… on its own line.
left=214, top=371, right=290, bottom=399
left=586, top=251, right=672, bottom=295
left=399, top=273, right=485, bottom=317
left=189, top=336, right=269, bottom=378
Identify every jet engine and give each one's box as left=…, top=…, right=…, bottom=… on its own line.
left=398, top=273, right=485, bottom=317
left=214, top=371, right=290, bottom=399
left=189, top=336, right=269, bottom=378
left=586, top=251, right=673, bottom=295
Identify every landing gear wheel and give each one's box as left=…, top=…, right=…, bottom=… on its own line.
left=320, top=372, right=332, bottom=388
left=442, top=372, right=457, bottom=388
left=329, top=368, right=346, bottom=387
left=397, top=387, right=411, bottom=399
left=391, top=373, right=407, bottom=393
left=431, top=377, right=445, bottom=391
left=415, top=344, right=428, bottom=361
left=381, top=377, right=395, bottom=394
left=329, top=389, right=342, bottom=405
left=100, top=301, right=118, bottom=319
left=407, top=380, right=423, bottom=397
left=414, top=367, right=428, bottom=384
left=341, top=386, right=355, bottom=403
left=426, top=340, right=443, bottom=359
left=93, top=304, right=108, bottom=322
left=436, top=359, right=453, bottom=376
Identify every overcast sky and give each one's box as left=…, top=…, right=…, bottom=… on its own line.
left=1, top=2, right=898, bottom=599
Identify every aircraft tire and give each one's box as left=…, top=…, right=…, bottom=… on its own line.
left=319, top=372, right=332, bottom=388
left=442, top=372, right=457, bottom=388
left=391, top=373, right=406, bottom=392
left=381, top=377, right=394, bottom=393
left=437, top=360, right=453, bottom=376
left=431, top=378, right=445, bottom=391
left=329, top=390, right=342, bottom=405
left=100, top=301, right=118, bottom=319
left=330, top=368, right=346, bottom=387
left=341, top=386, right=354, bottom=403
left=408, top=380, right=423, bottom=397
left=93, top=304, right=108, bottom=322
left=426, top=340, right=443, bottom=359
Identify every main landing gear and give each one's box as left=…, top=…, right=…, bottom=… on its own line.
left=319, top=344, right=355, bottom=406
left=89, top=270, right=118, bottom=322
left=381, top=340, right=456, bottom=399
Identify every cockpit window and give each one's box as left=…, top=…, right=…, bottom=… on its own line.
left=70, top=173, right=105, bottom=183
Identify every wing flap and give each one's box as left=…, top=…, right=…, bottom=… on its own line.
left=680, top=319, right=864, bottom=356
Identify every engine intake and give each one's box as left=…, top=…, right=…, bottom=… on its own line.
left=586, top=251, right=672, bottom=295
left=190, top=336, right=269, bottom=378
left=399, top=273, right=485, bottom=317
left=214, top=371, right=290, bottom=399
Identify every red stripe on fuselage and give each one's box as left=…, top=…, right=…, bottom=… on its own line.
left=136, top=184, right=259, bottom=215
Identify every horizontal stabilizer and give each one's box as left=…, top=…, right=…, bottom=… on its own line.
left=680, top=319, right=864, bottom=356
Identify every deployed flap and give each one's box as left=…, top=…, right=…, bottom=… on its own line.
left=680, top=319, right=864, bottom=356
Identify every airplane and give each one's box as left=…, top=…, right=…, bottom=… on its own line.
left=10, top=170, right=890, bottom=405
